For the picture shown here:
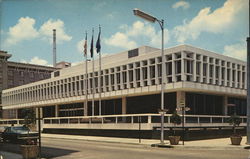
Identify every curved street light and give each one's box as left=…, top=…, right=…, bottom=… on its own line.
left=133, top=8, right=165, bottom=145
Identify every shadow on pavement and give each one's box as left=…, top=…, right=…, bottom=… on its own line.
left=0, top=142, right=78, bottom=159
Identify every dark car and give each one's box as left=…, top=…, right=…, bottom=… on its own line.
left=0, top=126, right=7, bottom=139
left=2, top=126, right=38, bottom=144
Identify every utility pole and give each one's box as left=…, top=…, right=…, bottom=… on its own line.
left=53, top=29, right=56, bottom=67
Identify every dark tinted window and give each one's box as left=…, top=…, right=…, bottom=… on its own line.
left=128, top=49, right=138, bottom=58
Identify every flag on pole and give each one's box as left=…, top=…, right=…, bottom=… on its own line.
left=90, top=29, right=94, bottom=58
left=84, top=32, right=87, bottom=57
left=96, top=26, right=101, bottom=53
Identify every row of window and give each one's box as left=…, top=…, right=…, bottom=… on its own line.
left=2, top=52, right=247, bottom=106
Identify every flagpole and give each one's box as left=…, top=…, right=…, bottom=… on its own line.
left=84, top=32, right=88, bottom=116
left=98, top=25, right=102, bottom=116
left=85, top=56, right=88, bottom=116
left=91, top=29, right=95, bottom=116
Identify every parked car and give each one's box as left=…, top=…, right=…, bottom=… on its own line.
left=2, top=126, right=38, bottom=144
left=0, top=126, right=7, bottom=140
left=0, top=126, right=7, bottom=133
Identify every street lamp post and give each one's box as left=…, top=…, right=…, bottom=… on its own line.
left=133, top=8, right=165, bottom=145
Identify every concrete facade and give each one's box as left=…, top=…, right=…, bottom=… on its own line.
left=1, top=45, right=247, bottom=118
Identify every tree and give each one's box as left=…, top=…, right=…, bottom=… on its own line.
left=22, top=108, right=36, bottom=129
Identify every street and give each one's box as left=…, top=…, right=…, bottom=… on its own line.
left=1, top=137, right=249, bottom=159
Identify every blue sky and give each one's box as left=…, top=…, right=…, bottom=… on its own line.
left=0, top=0, right=248, bottom=66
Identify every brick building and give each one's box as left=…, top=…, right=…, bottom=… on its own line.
left=0, top=50, right=58, bottom=118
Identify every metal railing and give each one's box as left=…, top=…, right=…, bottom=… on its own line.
left=43, top=114, right=247, bottom=126
left=0, top=114, right=247, bottom=127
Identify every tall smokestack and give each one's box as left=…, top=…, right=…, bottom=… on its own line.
left=53, top=29, right=56, bottom=67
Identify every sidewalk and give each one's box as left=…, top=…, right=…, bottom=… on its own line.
left=42, top=133, right=248, bottom=150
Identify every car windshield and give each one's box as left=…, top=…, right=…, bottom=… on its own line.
left=12, top=127, right=30, bottom=132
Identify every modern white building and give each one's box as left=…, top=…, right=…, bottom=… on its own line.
left=1, top=44, right=247, bottom=120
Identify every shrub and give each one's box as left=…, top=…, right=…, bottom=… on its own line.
left=227, top=115, right=241, bottom=135
left=170, top=111, right=181, bottom=136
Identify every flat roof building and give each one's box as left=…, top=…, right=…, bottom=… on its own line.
left=1, top=44, right=247, bottom=120
left=0, top=50, right=58, bottom=118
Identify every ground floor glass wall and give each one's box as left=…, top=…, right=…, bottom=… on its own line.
left=186, top=92, right=223, bottom=115
left=127, top=93, right=176, bottom=114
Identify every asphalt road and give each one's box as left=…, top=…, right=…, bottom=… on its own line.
left=1, top=137, right=249, bottom=159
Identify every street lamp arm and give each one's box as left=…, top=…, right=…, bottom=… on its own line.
left=156, top=19, right=164, bottom=30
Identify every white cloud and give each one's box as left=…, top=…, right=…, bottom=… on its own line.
left=4, top=17, right=72, bottom=46
left=39, top=19, right=72, bottom=43
left=223, top=42, right=246, bottom=61
left=105, top=21, right=169, bottom=49
left=173, top=0, right=247, bottom=43
left=172, top=1, right=190, bottom=10
left=5, top=17, right=39, bottom=45
left=77, top=39, right=85, bottom=54
left=104, top=32, right=137, bottom=49
left=20, top=56, right=51, bottom=66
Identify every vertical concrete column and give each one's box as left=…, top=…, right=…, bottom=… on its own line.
left=76, top=80, right=79, bottom=96
left=51, top=84, right=54, bottom=99
left=133, top=63, right=136, bottom=86
left=176, top=91, right=186, bottom=114
left=59, top=82, right=62, bottom=98
left=223, top=96, right=228, bottom=115
left=114, top=69, right=118, bottom=90
left=108, top=70, right=112, bottom=91
left=103, top=72, right=107, bottom=92
left=37, top=88, right=39, bottom=101
left=140, top=62, right=143, bottom=86
left=62, top=81, right=65, bottom=97
left=71, top=81, right=74, bottom=96
left=155, top=58, right=159, bottom=85
left=79, top=80, right=82, bottom=96
left=193, top=53, right=197, bottom=82
left=181, top=51, right=186, bottom=81
left=87, top=74, right=91, bottom=94
left=55, top=105, right=59, bottom=117
left=33, top=87, right=36, bottom=102
left=212, top=60, right=216, bottom=85
left=66, top=80, right=70, bottom=97
left=45, top=85, right=48, bottom=100
left=120, top=66, right=124, bottom=89
left=122, top=96, right=127, bottom=115
left=235, top=66, right=238, bottom=88
left=239, top=65, right=242, bottom=89
left=229, top=63, right=233, bottom=87
left=43, top=85, right=46, bottom=100
left=200, top=55, right=203, bottom=83
left=147, top=59, right=151, bottom=86
left=219, top=60, right=222, bottom=86
left=206, top=62, right=210, bottom=84
left=55, top=84, right=58, bottom=98
left=224, top=65, right=228, bottom=87
left=15, top=109, right=18, bottom=119
left=126, top=65, right=130, bottom=89
left=172, top=53, right=176, bottom=82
